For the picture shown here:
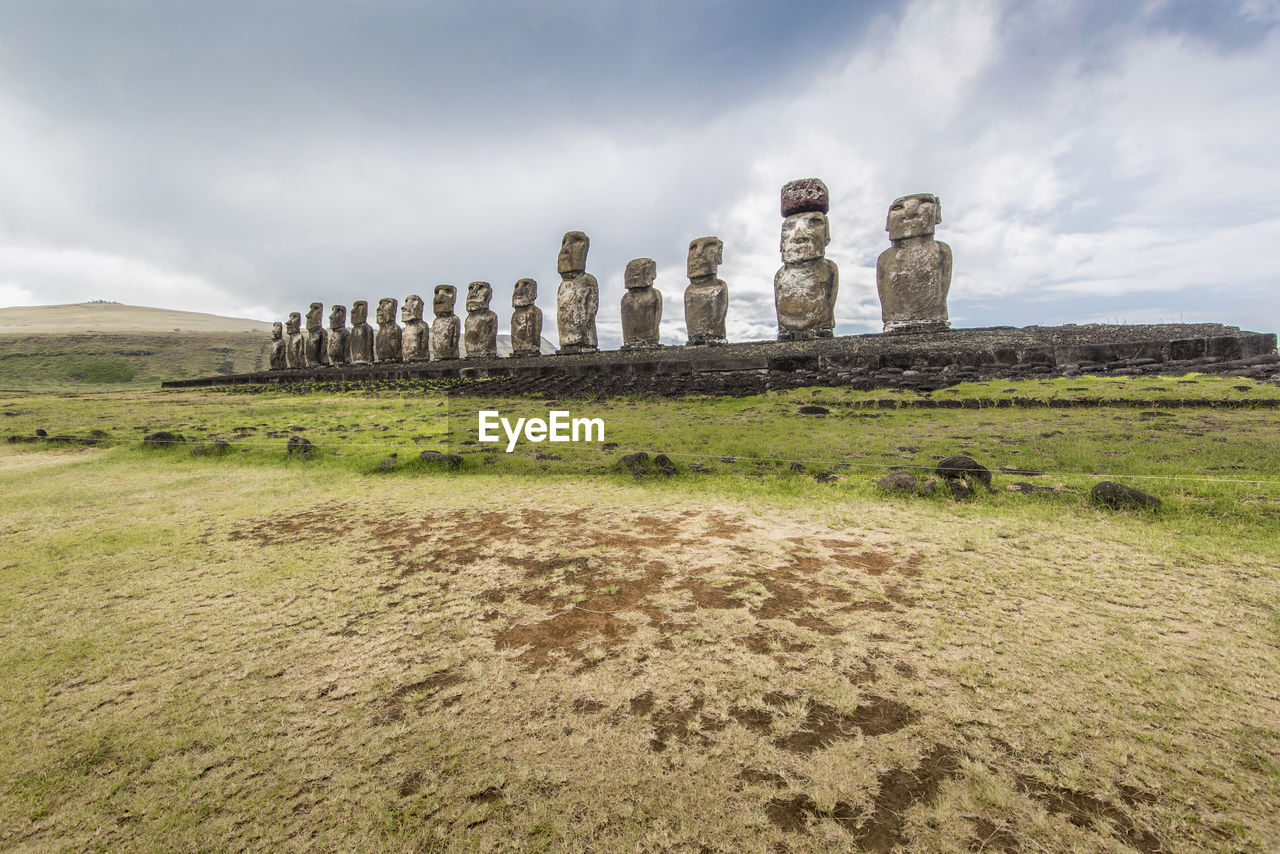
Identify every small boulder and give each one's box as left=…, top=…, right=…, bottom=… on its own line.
left=191, top=439, right=231, bottom=457
left=798, top=405, right=830, bottom=415
left=653, top=454, right=678, bottom=476
left=1091, top=481, right=1161, bottom=510
left=286, top=435, right=315, bottom=458
left=876, top=471, right=918, bottom=494
left=935, top=455, right=993, bottom=489
left=418, top=450, right=464, bottom=469
left=143, top=431, right=185, bottom=448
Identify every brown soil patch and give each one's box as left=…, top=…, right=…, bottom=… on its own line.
left=771, top=697, right=919, bottom=754
left=852, top=745, right=960, bottom=852
left=967, top=817, right=1020, bottom=852
left=1017, top=776, right=1164, bottom=853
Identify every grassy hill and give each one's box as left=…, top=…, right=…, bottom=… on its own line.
left=0, top=302, right=271, bottom=334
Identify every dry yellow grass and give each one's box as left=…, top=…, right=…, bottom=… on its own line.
left=0, top=302, right=271, bottom=333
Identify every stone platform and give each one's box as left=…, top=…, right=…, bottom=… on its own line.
left=163, top=323, right=1277, bottom=394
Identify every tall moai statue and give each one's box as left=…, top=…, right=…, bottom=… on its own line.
left=876, top=193, right=951, bottom=334
left=510, top=278, right=543, bottom=358
left=684, top=236, right=728, bottom=346
left=464, top=281, right=498, bottom=359
left=401, top=294, right=429, bottom=361
left=620, top=257, right=662, bottom=349
left=304, top=302, right=329, bottom=365
left=269, top=322, right=287, bottom=370
left=555, top=230, right=598, bottom=354
left=774, top=178, right=838, bottom=340
left=348, top=300, right=374, bottom=364
left=326, top=304, right=350, bottom=366
left=284, top=312, right=305, bottom=368
left=374, top=297, right=402, bottom=362
left=430, top=285, right=460, bottom=361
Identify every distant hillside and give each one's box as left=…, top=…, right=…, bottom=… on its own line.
left=0, top=302, right=272, bottom=334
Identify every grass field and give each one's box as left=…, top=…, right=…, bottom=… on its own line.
left=2, top=375, right=1278, bottom=852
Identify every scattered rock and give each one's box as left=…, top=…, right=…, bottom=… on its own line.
left=935, top=455, right=993, bottom=490
left=418, top=450, right=464, bottom=469
left=6, top=435, right=40, bottom=444
left=143, top=431, right=185, bottom=448
left=947, top=479, right=974, bottom=500
left=618, top=452, right=652, bottom=478
left=788, top=461, right=806, bottom=473
left=653, top=453, right=678, bottom=476
left=813, top=471, right=840, bottom=483
left=191, top=439, right=231, bottom=456
left=286, top=435, right=315, bottom=458
left=876, top=472, right=919, bottom=493
left=797, top=405, right=830, bottom=415
left=35, top=428, right=47, bottom=437
left=1091, top=481, right=1161, bottom=510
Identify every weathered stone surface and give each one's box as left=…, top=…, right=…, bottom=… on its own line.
left=877, top=194, right=952, bottom=334
left=780, top=178, right=829, bottom=217
left=685, top=236, right=728, bottom=346
left=775, top=209, right=838, bottom=340
left=348, top=300, right=374, bottom=364
left=876, top=471, right=918, bottom=493
left=401, top=294, right=429, bottom=361
left=304, top=302, right=328, bottom=366
left=936, top=455, right=992, bottom=488
left=464, top=282, right=499, bottom=359
left=419, top=449, right=463, bottom=468
left=284, top=312, right=305, bottom=368
left=268, top=322, right=287, bottom=370
left=429, top=286, right=461, bottom=361
left=375, top=297, right=402, bottom=362
left=556, top=231, right=598, bottom=354
left=621, top=258, right=662, bottom=349
left=510, top=278, right=543, bottom=358
left=326, top=304, right=349, bottom=366
left=1091, top=481, right=1161, bottom=509
left=286, top=435, right=315, bottom=457
left=143, top=431, right=184, bottom=448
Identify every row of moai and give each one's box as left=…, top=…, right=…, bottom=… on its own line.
left=267, top=178, right=951, bottom=369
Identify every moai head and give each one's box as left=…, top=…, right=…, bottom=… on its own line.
left=329, top=304, right=347, bottom=330
left=687, top=236, right=724, bottom=278
left=624, top=258, right=656, bottom=289
left=780, top=178, right=830, bottom=217
left=271, top=321, right=283, bottom=341
left=780, top=211, right=830, bottom=264
left=401, top=294, right=424, bottom=323
left=351, top=300, right=368, bottom=325
left=512, top=278, right=537, bottom=307
left=466, top=281, right=493, bottom=312
left=886, top=193, right=941, bottom=241
left=376, top=297, right=398, bottom=325
left=433, top=285, right=457, bottom=316
left=557, top=230, right=590, bottom=274
left=285, top=312, right=301, bottom=335
left=305, top=302, right=323, bottom=331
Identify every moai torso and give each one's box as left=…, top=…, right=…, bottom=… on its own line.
left=400, top=294, right=429, bottom=361
left=326, top=305, right=349, bottom=366
left=620, top=258, right=662, bottom=348
left=876, top=193, right=952, bottom=333
left=774, top=180, right=838, bottom=340
left=304, top=302, right=328, bottom=366
left=510, top=278, right=543, bottom=357
left=555, top=231, right=598, bottom=353
left=284, top=313, right=305, bottom=368
left=269, top=322, right=287, bottom=370
left=464, top=282, right=498, bottom=359
left=430, top=285, right=460, bottom=361
left=347, top=301, right=374, bottom=363
left=374, top=297, right=402, bottom=362
left=684, top=236, right=728, bottom=345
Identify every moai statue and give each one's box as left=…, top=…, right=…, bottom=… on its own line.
left=684, top=236, right=728, bottom=346
left=429, top=285, right=460, bottom=361
left=268, top=322, right=287, bottom=370
left=620, top=257, right=662, bottom=349
left=555, top=230, right=598, bottom=354
left=304, top=302, right=329, bottom=365
left=876, top=193, right=952, bottom=334
left=326, top=304, right=350, bottom=366
left=348, top=300, right=374, bottom=364
left=774, top=178, right=838, bottom=340
left=400, top=294, right=429, bottom=361
left=284, top=312, right=305, bottom=368
left=374, top=297, right=402, bottom=362
left=464, top=281, right=498, bottom=359
left=510, top=278, right=543, bottom=358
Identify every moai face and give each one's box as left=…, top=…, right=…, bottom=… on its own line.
left=512, top=278, right=537, bottom=307
left=305, top=302, right=323, bottom=331
left=351, top=300, right=368, bottom=324
left=271, top=321, right=283, bottom=340
left=285, top=312, right=301, bottom=335
left=557, top=230, right=590, bottom=274
left=687, top=236, right=724, bottom=278
left=466, top=282, right=493, bottom=312
left=433, top=285, right=457, bottom=316
left=624, top=258, right=656, bottom=289
left=376, top=297, right=398, bottom=325
left=780, top=212, right=830, bottom=264
left=886, top=194, right=941, bottom=241
left=329, top=304, right=347, bottom=330
left=401, top=294, right=424, bottom=323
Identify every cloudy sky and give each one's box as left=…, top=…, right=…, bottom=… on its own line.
left=1, top=0, right=1277, bottom=346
